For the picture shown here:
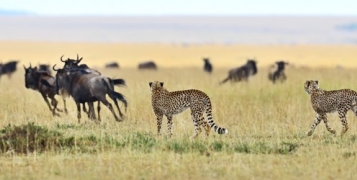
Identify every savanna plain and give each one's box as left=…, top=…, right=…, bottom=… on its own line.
left=1, top=42, right=357, bottom=180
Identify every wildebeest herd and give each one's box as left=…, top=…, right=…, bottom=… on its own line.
left=23, top=55, right=128, bottom=123
left=202, top=57, right=289, bottom=84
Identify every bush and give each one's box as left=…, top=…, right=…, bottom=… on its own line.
left=0, top=122, right=64, bottom=154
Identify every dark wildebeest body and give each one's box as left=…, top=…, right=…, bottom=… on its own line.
left=58, top=55, right=101, bottom=118
left=268, top=61, right=288, bottom=84
left=0, top=60, right=19, bottom=80
left=39, top=64, right=51, bottom=75
left=138, top=61, right=157, bottom=70
left=220, top=59, right=258, bottom=84
left=105, top=62, right=120, bottom=69
left=203, top=58, right=213, bottom=73
left=24, top=65, right=62, bottom=116
left=53, top=66, right=127, bottom=123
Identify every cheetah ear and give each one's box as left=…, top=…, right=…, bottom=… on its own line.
left=306, top=80, right=310, bottom=86
left=160, top=82, right=164, bottom=87
left=315, top=80, right=318, bottom=85
left=149, top=82, right=153, bottom=87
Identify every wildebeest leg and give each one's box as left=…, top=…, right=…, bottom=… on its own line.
left=41, top=93, right=54, bottom=115
left=62, top=98, right=68, bottom=114
left=87, top=102, right=96, bottom=120
left=97, top=102, right=101, bottom=121
left=49, top=95, right=61, bottom=116
left=76, top=102, right=81, bottom=123
left=112, top=98, right=124, bottom=120
left=82, top=103, right=88, bottom=113
left=281, top=72, right=287, bottom=82
left=100, top=98, right=120, bottom=122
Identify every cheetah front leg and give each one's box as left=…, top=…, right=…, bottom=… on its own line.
left=338, top=110, right=349, bottom=136
left=166, top=115, right=173, bottom=137
left=306, top=113, right=323, bottom=136
left=320, top=113, right=336, bottom=135
left=155, top=112, right=164, bottom=136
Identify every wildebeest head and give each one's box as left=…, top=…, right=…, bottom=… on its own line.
left=60, top=54, right=83, bottom=68
left=203, top=58, right=213, bottom=73
left=52, top=64, right=69, bottom=95
left=246, top=59, right=258, bottom=75
left=23, top=64, right=38, bottom=89
left=59, top=55, right=99, bottom=75
left=39, top=64, right=51, bottom=75
left=276, top=61, right=288, bottom=71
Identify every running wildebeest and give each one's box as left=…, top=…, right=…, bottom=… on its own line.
left=24, top=64, right=62, bottom=116
left=105, top=62, right=120, bottom=69
left=268, top=61, right=289, bottom=84
left=220, top=59, right=258, bottom=84
left=0, top=60, right=19, bottom=81
left=51, top=65, right=127, bottom=123
left=203, top=58, right=213, bottom=73
left=58, top=54, right=101, bottom=118
left=39, top=64, right=51, bottom=75
left=138, top=61, right=157, bottom=70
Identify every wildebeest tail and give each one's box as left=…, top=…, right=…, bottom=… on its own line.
left=219, top=75, right=231, bottom=85
left=205, top=97, right=228, bottom=134
left=102, top=79, right=128, bottom=111
left=110, top=78, right=126, bottom=87
left=112, top=91, right=128, bottom=111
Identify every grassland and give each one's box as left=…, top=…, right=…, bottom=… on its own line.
left=0, top=42, right=357, bottom=179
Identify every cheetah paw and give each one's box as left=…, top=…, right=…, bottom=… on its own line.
left=306, top=131, right=313, bottom=136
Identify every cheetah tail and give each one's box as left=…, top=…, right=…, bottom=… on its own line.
left=205, top=100, right=228, bottom=135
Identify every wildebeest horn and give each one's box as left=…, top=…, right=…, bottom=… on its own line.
left=23, top=65, right=26, bottom=70
left=52, top=64, right=60, bottom=71
left=60, top=55, right=65, bottom=62
left=76, top=54, right=83, bottom=64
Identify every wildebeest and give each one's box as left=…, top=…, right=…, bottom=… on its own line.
left=268, top=61, right=289, bottom=84
left=105, top=62, right=120, bottom=69
left=52, top=65, right=127, bottom=123
left=24, top=64, right=62, bottom=116
left=39, top=64, right=51, bottom=75
left=58, top=54, right=101, bottom=118
left=138, top=61, right=157, bottom=70
left=0, top=60, right=19, bottom=80
left=203, top=58, right=213, bottom=73
left=220, top=59, right=258, bottom=84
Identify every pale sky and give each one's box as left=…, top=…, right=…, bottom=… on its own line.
left=0, top=0, right=356, bottom=16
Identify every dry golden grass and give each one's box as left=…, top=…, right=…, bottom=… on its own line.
left=0, top=42, right=357, bottom=179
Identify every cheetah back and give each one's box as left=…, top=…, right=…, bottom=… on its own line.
left=311, top=89, right=357, bottom=114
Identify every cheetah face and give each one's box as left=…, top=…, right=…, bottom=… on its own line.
left=304, top=80, right=319, bottom=95
left=149, top=81, right=164, bottom=90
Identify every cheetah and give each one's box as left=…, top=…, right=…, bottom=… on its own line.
left=149, top=81, right=228, bottom=138
left=304, top=80, right=357, bottom=136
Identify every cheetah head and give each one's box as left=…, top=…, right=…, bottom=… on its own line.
left=304, top=80, right=319, bottom=95
left=149, top=81, right=164, bottom=91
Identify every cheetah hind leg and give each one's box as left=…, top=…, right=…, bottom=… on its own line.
left=190, top=112, right=203, bottom=139
left=202, top=121, right=211, bottom=137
